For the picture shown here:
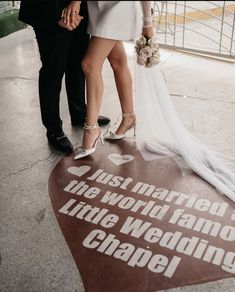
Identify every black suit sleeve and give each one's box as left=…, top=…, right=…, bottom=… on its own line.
left=18, top=0, right=72, bottom=28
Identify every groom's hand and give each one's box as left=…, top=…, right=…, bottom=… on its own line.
left=58, top=18, right=73, bottom=31
left=58, top=13, right=83, bottom=31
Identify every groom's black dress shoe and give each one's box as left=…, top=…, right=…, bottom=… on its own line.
left=98, top=115, right=111, bottom=125
left=46, top=131, right=73, bottom=153
left=72, top=115, right=110, bottom=126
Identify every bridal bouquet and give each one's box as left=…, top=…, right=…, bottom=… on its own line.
left=135, top=35, right=160, bottom=67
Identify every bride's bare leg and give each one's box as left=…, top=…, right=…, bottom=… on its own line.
left=81, top=37, right=116, bottom=149
left=108, top=41, right=135, bottom=135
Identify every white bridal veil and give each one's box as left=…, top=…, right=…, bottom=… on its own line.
left=134, top=64, right=235, bottom=202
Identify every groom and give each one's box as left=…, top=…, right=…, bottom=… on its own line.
left=19, top=0, right=110, bottom=153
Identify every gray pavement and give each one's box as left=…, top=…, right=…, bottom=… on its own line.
left=0, top=27, right=234, bottom=292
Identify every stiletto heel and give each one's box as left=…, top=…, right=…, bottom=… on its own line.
left=105, top=112, right=136, bottom=140
left=74, top=123, right=104, bottom=160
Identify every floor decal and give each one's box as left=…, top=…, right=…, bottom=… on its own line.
left=108, top=153, right=134, bottom=166
left=49, top=140, right=235, bottom=292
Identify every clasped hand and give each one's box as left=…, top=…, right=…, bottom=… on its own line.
left=58, top=1, right=83, bottom=31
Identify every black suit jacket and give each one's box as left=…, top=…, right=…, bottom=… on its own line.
left=19, top=0, right=82, bottom=28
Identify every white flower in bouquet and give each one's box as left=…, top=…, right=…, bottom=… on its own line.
left=147, top=34, right=158, bottom=46
left=140, top=47, right=153, bottom=59
left=139, top=35, right=147, bottom=46
left=137, top=55, right=147, bottom=66
left=150, top=42, right=159, bottom=50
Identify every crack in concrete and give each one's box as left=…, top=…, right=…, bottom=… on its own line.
left=0, top=153, right=55, bottom=182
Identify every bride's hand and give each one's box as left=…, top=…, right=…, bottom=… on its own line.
left=62, top=1, right=81, bottom=27
left=142, top=26, right=154, bottom=39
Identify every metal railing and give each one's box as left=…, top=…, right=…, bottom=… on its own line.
left=153, top=1, right=235, bottom=59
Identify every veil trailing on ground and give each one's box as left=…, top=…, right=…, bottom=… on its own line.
left=134, top=64, right=235, bottom=202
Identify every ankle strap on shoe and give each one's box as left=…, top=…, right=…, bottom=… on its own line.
left=122, top=112, right=135, bottom=118
left=84, top=123, right=99, bottom=130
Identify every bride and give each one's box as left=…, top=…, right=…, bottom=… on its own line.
left=62, top=1, right=235, bottom=202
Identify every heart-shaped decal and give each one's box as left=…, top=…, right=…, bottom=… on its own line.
left=68, top=165, right=91, bottom=177
left=49, top=140, right=234, bottom=292
left=108, top=154, right=134, bottom=166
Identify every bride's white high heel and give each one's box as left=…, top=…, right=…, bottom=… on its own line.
left=74, top=123, right=104, bottom=160
left=105, top=112, right=136, bottom=140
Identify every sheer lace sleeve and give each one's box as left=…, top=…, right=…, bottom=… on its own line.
left=141, top=1, right=152, bottom=27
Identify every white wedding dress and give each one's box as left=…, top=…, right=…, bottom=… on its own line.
left=86, top=1, right=235, bottom=202
left=87, top=1, right=141, bottom=40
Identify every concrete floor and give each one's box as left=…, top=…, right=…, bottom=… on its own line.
left=0, top=27, right=235, bottom=292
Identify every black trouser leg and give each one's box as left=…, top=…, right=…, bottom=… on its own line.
left=34, top=27, right=72, bottom=134
left=65, top=21, right=90, bottom=123
left=65, top=30, right=89, bottom=122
